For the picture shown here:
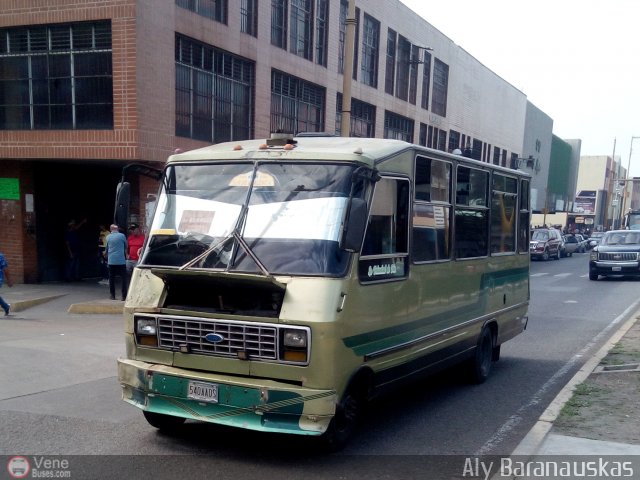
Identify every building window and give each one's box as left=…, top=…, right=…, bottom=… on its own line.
left=472, top=138, right=482, bottom=161
left=419, top=123, right=427, bottom=146
left=271, top=69, right=324, bottom=134
left=432, top=58, right=449, bottom=117
left=315, top=0, right=328, bottom=66
left=335, top=93, right=375, bottom=137
left=271, top=0, right=287, bottom=49
left=176, top=0, right=228, bottom=24
left=384, top=28, right=396, bottom=95
left=448, top=129, right=460, bottom=152
left=241, top=0, right=258, bottom=37
left=395, top=35, right=410, bottom=101
left=384, top=110, right=413, bottom=142
left=408, top=45, right=419, bottom=105
left=361, top=14, right=379, bottom=88
left=338, top=1, right=359, bottom=78
left=420, top=50, right=431, bottom=110
left=175, top=35, right=254, bottom=143
left=493, top=146, right=501, bottom=165
left=426, top=126, right=446, bottom=151
left=290, top=0, right=312, bottom=60
left=0, top=21, right=113, bottom=130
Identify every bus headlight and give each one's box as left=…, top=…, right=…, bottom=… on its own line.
left=135, top=317, right=158, bottom=347
left=284, top=330, right=307, bottom=348
left=282, top=328, right=309, bottom=364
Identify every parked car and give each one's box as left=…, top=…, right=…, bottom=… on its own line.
left=530, top=228, right=563, bottom=260
left=587, top=231, right=605, bottom=249
left=589, top=230, right=640, bottom=280
left=574, top=234, right=588, bottom=252
left=562, top=234, right=582, bottom=256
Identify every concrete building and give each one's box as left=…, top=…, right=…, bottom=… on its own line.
left=522, top=101, right=553, bottom=212
left=0, top=0, right=554, bottom=283
left=570, top=155, right=621, bottom=231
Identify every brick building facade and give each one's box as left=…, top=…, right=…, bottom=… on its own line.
left=0, top=0, right=550, bottom=283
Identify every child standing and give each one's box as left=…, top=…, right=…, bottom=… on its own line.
left=0, top=250, right=13, bottom=316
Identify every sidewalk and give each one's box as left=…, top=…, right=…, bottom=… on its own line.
left=513, top=305, right=640, bottom=456
left=1, top=280, right=124, bottom=315
left=2, top=281, right=640, bottom=457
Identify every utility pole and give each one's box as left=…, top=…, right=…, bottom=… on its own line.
left=622, top=136, right=640, bottom=225
left=340, top=0, right=356, bottom=137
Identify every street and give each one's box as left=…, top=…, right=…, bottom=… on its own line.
left=1, top=254, right=639, bottom=477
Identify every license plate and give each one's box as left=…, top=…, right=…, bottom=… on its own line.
left=612, top=266, right=622, bottom=272
left=187, top=381, right=218, bottom=403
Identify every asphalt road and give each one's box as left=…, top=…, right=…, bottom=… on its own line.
left=1, top=254, right=639, bottom=478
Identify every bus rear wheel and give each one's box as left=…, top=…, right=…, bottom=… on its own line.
left=468, top=326, right=494, bottom=384
left=143, top=411, right=186, bottom=431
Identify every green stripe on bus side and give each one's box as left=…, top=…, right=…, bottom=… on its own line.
left=342, top=267, right=528, bottom=356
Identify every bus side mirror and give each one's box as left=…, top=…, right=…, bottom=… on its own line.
left=114, top=181, right=130, bottom=231
left=341, top=198, right=368, bottom=252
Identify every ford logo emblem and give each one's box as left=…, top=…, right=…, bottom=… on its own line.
left=204, top=333, right=225, bottom=343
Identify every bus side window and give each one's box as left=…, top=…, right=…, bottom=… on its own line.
left=455, top=166, right=489, bottom=259
left=361, top=178, right=409, bottom=257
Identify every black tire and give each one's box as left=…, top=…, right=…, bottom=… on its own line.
left=589, top=272, right=598, bottom=281
left=541, top=249, right=549, bottom=261
left=317, top=387, right=364, bottom=452
left=468, top=327, right=494, bottom=384
left=491, top=344, right=501, bottom=362
left=554, top=249, right=561, bottom=260
left=143, top=411, right=186, bottom=431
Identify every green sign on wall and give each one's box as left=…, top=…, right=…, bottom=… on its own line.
left=0, top=178, right=20, bottom=200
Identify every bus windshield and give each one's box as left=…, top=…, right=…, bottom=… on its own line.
left=141, top=162, right=360, bottom=276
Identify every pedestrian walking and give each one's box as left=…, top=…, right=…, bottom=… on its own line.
left=64, top=218, right=86, bottom=281
left=97, top=224, right=110, bottom=284
left=105, top=224, right=128, bottom=301
left=0, top=250, right=13, bottom=316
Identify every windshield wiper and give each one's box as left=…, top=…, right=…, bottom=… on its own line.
left=180, top=162, right=272, bottom=278
left=179, top=234, right=233, bottom=270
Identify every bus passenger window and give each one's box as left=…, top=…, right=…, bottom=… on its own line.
left=361, top=178, right=409, bottom=257
left=490, top=174, right=518, bottom=254
left=412, top=204, right=451, bottom=262
left=415, top=155, right=451, bottom=202
left=454, top=166, right=489, bottom=259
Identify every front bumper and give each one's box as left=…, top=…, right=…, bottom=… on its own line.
left=589, top=261, right=640, bottom=276
left=117, top=358, right=336, bottom=435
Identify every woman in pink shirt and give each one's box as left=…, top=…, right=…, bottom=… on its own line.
left=126, top=223, right=145, bottom=276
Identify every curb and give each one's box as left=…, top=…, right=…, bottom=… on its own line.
left=10, top=294, right=67, bottom=312
left=67, top=300, right=125, bottom=314
left=512, top=306, right=640, bottom=456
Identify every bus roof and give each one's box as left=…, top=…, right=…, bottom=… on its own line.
left=168, top=134, right=531, bottom=177
left=168, top=135, right=412, bottom=167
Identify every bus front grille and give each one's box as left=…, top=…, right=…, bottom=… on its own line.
left=157, top=317, right=277, bottom=360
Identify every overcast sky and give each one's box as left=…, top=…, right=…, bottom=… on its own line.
left=399, top=0, right=640, bottom=177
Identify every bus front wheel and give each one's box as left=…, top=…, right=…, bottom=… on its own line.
left=318, top=387, right=364, bottom=452
left=143, top=411, right=186, bottom=432
left=468, top=327, right=494, bottom=384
